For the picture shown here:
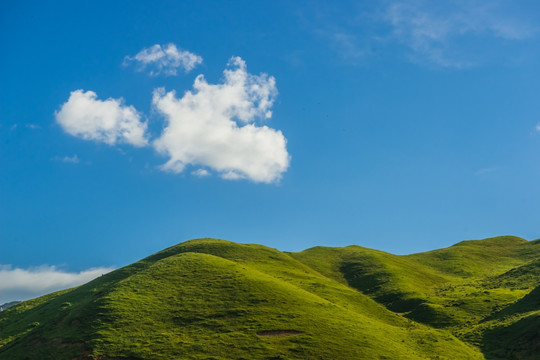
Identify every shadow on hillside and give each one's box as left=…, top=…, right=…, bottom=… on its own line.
left=481, top=313, right=540, bottom=360
left=486, top=286, right=540, bottom=321
left=339, top=261, right=456, bottom=327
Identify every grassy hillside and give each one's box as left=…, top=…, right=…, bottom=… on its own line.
left=1, top=236, right=538, bottom=359
left=293, top=236, right=540, bottom=359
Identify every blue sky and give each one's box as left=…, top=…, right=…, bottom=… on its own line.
left=2, top=0, right=540, bottom=303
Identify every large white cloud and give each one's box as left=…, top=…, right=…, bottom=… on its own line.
left=0, top=265, right=115, bottom=304
left=152, top=57, right=290, bottom=183
left=124, top=43, right=203, bottom=76
left=56, top=90, right=148, bottom=147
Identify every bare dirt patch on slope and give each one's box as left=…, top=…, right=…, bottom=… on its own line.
left=256, top=330, right=304, bottom=337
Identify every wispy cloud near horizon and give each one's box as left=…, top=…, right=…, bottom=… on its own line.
left=0, top=265, right=115, bottom=304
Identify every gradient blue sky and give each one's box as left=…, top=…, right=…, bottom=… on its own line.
left=2, top=0, right=540, bottom=303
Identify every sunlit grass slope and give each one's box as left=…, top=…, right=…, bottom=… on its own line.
left=1, top=236, right=538, bottom=359
left=0, top=239, right=482, bottom=360
left=293, top=236, right=540, bottom=359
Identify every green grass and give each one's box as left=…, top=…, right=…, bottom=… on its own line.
left=1, top=236, right=538, bottom=359
left=293, top=236, right=540, bottom=359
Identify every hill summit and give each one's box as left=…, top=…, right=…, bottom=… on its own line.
left=1, top=236, right=539, bottom=359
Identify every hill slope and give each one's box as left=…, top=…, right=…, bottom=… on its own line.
left=292, top=236, right=540, bottom=359
left=1, top=236, right=538, bottom=359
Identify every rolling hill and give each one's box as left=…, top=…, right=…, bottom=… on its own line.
left=1, top=236, right=538, bottom=359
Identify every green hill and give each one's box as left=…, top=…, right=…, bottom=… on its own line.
left=1, top=236, right=539, bottom=359
left=292, top=236, right=540, bottom=359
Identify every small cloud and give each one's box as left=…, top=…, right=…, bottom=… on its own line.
left=9, top=124, right=17, bottom=131
left=192, top=169, right=210, bottom=177
left=25, top=124, right=41, bottom=130
left=51, top=154, right=80, bottom=164
left=475, top=167, right=499, bottom=176
left=55, top=90, right=148, bottom=147
left=153, top=56, right=290, bottom=183
left=536, top=123, right=540, bottom=131
left=0, top=264, right=115, bottom=304
left=124, top=43, right=203, bottom=76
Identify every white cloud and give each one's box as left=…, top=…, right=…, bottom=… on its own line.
left=124, top=43, right=203, bottom=76
left=51, top=154, right=80, bottom=164
left=153, top=57, right=290, bottom=183
left=383, top=0, right=536, bottom=67
left=55, top=90, right=148, bottom=147
left=0, top=265, right=115, bottom=304
left=311, top=1, right=536, bottom=68
left=192, top=168, right=210, bottom=177
left=25, top=124, right=41, bottom=130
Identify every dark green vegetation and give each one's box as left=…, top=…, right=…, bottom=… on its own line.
left=1, top=236, right=538, bottom=359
